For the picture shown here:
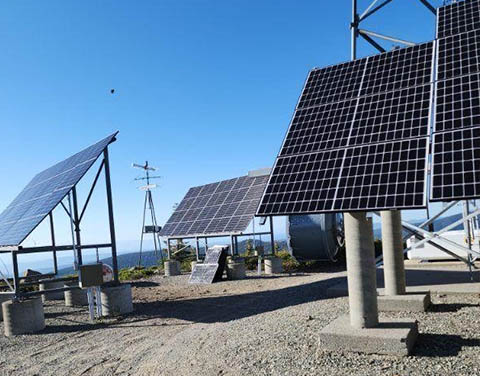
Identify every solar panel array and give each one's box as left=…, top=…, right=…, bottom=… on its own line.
left=0, top=133, right=118, bottom=246
left=159, top=174, right=269, bottom=237
left=432, top=0, right=480, bottom=201
left=257, top=41, right=434, bottom=215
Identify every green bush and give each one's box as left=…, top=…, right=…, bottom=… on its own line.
left=118, top=266, right=158, bottom=281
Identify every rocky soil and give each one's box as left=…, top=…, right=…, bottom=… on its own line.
left=1, top=266, right=480, bottom=376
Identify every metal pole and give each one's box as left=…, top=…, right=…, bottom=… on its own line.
left=230, top=235, right=235, bottom=257
left=67, top=192, right=78, bottom=270
left=72, top=187, right=83, bottom=266
left=463, top=201, right=474, bottom=280
left=49, top=213, right=58, bottom=275
left=269, top=216, right=275, bottom=256
left=167, top=238, right=171, bottom=259
left=11, top=251, right=20, bottom=298
left=351, top=0, right=358, bottom=60
left=103, top=148, right=119, bottom=283
left=195, top=237, right=200, bottom=261
left=138, top=189, right=148, bottom=266
left=148, top=191, right=159, bottom=257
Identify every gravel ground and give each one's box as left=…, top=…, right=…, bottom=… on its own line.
left=1, top=266, right=480, bottom=376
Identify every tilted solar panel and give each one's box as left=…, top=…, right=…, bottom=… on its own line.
left=437, top=0, right=480, bottom=39
left=0, top=132, right=118, bottom=246
left=257, top=41, right=434, bottom=215
left=159, top=173, right=269, bottom=237
left=431, top=127, right=480, bottom=200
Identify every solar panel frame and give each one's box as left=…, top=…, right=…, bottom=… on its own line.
left=0, top=132, right=118, bottom=246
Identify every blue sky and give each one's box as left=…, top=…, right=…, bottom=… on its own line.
left=0, top=0, right=447, bottom=265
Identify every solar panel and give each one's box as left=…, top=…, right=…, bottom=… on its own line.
left=0, top=132, right=118, bottom=246
left=258, top=41, right=434, bottom=215
left=437, top=29, right=480, bottom=81
left=437, top=0, right=480, bottom=39
left=435, top=73, right=480, bottom=133
left=159, top=173, right=269, bottom=237
left=431, top=127, right=480, bottom=201
left=333, top=138, right=428, bottom=211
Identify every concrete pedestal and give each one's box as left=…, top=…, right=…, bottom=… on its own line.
left=344, top=212, right=378, bottom=328
left=0, top=292, right=14, bottom=321
left=381, top=210, right=406, bottom=296
left=164, top=260, right=181, bottom=276
left=378, top=293, right=431, bottom=312
left=40, top=281, right=65, bottom=302
left=64, top=282, right=88, bottom=307
left=101, top=284, right=133, bottom=316
left=318, top=315, right=418, bottom=356
left=226, top=258, right=246, bottom=280
left=265, top=257, right=283, bottom=274
left=2, top=298, right=45, bottom=337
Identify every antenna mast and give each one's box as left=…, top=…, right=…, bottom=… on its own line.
left=132, top=161, right=163, bottom=266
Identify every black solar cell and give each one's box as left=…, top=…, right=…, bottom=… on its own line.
left=437, top=0, right=480, bottom=39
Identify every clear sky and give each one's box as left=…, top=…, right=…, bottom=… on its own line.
left=0, top=0, right=448, bottom=265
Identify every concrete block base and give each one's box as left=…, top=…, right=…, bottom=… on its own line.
left=2, top=298, right=45, bottom=337
left=318, top=315, right=418, bottom=356
left=265, top=257, right=283, bottom=274
left=64, top=283, right=88, bottom=307
left=164, top=260, right=181, bottom=276
left=0, top=293, right=14, bottom=321
left=40, top=281, right=65, bottom=302
left=378, top=293, right=431, bottom=312
left=101, top=284, right=134, bottom=317
left=226, top=258, right=246, bottom=280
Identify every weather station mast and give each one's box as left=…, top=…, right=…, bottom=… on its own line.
left=132, top=161, right=163, bottom=266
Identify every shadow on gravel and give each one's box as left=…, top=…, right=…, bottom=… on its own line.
left=129, top=281, right=160, bottom=288
left=133, top=276, right=345, bottom=324
left=415, top=333, right=480, bottom=357
left=44, top=309, right=85, bottom=319
left=429, top=303, right=479, bottom=313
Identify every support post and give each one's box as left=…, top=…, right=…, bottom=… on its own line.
left=381, top=210, right=406, bottom=296
left=167, top=239, right=171, bottom=259
left=49, top=213, right=58, bottom=275
left=195, top=237, right=200, bottom=261
left=344, top=212, right=378, bottom=329
left=103, top=148, right=119, bottom=283
left=11, top=251, right=20, bottom=298
left=351, top=0, right=358, bottom=60
left=71, top=187, right=83, bottom=266
left=269, top=216, right=275, bottom=255
left=230, top=235, right=235, bottom=256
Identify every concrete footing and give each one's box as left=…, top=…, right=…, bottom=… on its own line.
left=64, top=282, right=88, bottom=307
left=0, top=292, right=14, bottom=321
left=164, top=260, right=181, bottom=276
left=226, top=258, right=246, bottom=280
left=265, top=257, right=283, bottom=274
left=318, top=315, right=418, bottom=356
left=40, top=280, right=65, bottom=302
left=378, top=293, right=431, bottom=312
left=2, top=298, right=45, bottom=337
left=101, top=284, right=133, bottom=316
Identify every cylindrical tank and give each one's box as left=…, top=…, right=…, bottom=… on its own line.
left=286, top=214, right=344, bottom=262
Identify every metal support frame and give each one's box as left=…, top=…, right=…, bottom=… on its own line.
left=351, top=0, right=435, bottom=55
left=8, top=144, right=120, bottom=299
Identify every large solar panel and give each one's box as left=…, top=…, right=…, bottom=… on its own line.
left=258, top=41, right=434, bottom=215
left=0, top=133, right=118, bottom=246
left=437, top=29, right=480, bottom=81
left=160, top=173, right=269, bottom=237
left=437, top=0, right=480, bottom=39
left=431, top=127, right=480, bottom=200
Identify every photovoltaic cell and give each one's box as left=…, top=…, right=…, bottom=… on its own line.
left=435, top=73, right=480, bottom=133
left=159, top=173, right=269, bottom=237
left=298, top=59, right=366, bottom=108
left=431, top=127, right=480, bottom=201
left=437, top=29, right=480, bottom=81
left=333, top=139, right=428, bottom=211
left=361, top=42, right=434, bottom=96
left=437, top=0, right=480, bottom=39
left=0, top=132, right=118, bottom=246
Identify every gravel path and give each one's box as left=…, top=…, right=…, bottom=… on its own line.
left=1, top=267, right=480, bottom=376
